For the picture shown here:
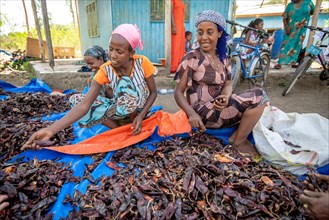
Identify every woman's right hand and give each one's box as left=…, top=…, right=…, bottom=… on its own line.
left=188, top=112, right=206, bottom=132
left=285, top=26, right=291, bottom=35
left=21, top=128, right=54, bottom=151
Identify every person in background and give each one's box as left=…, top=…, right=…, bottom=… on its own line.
left=240, top=18, right=273, bottom=60
left=174, top=10, right=269, bottom=157
left=22, top=24, right=158, bottom=150
left=171, top=0, right=185, bottom=73
left=185, top=31, right=193, bottom=53
left=274, top=0, right=314, bottom=69
left=75, top=45, right=111, bottom=98
left=300, top=173, right=329, bottom=220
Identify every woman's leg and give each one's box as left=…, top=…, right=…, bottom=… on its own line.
left=102, top=119, right=119, bottom=129
left=232, top=103, right=267, bottom=156
left=228, top=130, right=237, bottom=144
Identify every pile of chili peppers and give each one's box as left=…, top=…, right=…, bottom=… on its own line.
left=0, top=119, right=74, bottom=163
left=63, top=133, right=315, bottom=219
left=0, top=90, right=78, bottom=218
left=1, top=89, right=326, bottom=219
left=0, top=90, right=71, bottom=118
left=0, top=91, right=75, bottom=162
left=0, top=158, right=80, bottom=219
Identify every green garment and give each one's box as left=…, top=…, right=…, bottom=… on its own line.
left=278, top=0, right=314, bottom=65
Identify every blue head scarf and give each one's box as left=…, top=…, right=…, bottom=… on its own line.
left=195, top=10, right=231, bottom=62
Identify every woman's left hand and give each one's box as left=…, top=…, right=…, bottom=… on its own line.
left=214, top=95, right=229, bottom=111
left=131, top=114, right=143, bottom=135
left=296, top=21, right=306, bottom=30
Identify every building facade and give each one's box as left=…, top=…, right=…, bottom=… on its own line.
left=77, top=0, right=233, bottom=63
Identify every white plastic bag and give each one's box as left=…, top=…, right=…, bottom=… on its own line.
left=253, top=106, right=329, bottom=175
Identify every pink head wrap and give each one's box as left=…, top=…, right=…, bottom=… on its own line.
left=111, top=24, right=144, bottom=50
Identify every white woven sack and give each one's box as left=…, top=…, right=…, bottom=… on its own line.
left=253, top=106, right=329, bottom=175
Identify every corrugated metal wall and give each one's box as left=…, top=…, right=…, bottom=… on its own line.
left=110, top=0, right=163, bottom=63
left=186, top=0, right=231, bottom=37
left=78, top=0, right=113, bottom=54
left=78, top=0, right=232, bottom=62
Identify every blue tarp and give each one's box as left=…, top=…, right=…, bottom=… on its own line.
left=1, top=79, right=329, bottom=219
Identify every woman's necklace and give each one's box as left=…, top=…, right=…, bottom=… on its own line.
left=115, top=61, right=134, bottom=77
left=203, top=51, right=221, bottom=72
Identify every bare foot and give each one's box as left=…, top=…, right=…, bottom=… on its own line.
left=228, top=130, right=237, bottom=144
left=232, top=140, right=260, bottom=158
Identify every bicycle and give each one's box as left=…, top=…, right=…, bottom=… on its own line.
left=226, top=20, right=271, bottom=92
left=282, top=26, right=329, bottom=96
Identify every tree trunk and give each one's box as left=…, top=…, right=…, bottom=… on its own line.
left=67, top=0, right=76, bottom=28
left=41, top=0, right=55, bottom=70
left=22, top=0, right=31, bottom=37
left=31, top=0, right=45, bottom=62
left=230, top=0, right=237, bottom=36
left=74, top=0, right=82, bottom=54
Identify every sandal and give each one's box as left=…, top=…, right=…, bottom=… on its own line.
left=274, top=64, right=281, bottom=69
left=291, top=64, right=299, bottom=68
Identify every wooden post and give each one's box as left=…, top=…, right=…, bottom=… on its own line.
left=306, top=0, right=322, bottom=51
left=231, top=0, right=237, bottom=36
left=74, top=0, right=82, bottom=57
left=41, top=0, right=55, bottom=70
left=31, top=0, right=45, bottom=62
left=22, top=0, right=31, bottom=37
left=164, top=0, right=171, bottom=77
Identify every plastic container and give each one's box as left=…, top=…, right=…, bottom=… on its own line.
left=270, top=29, right=284, bottom=59
left=158, top=89, right=174, bottom=95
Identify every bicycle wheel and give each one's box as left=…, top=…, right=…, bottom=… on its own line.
left=231, top=56, right=241, bottom=92
left=282, top=56, right=313, bottom=96
left=319, top=68, right=328, bottom=81
left=249, top=53, right=270, bottom=88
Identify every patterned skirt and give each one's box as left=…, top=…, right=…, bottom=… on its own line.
left=70, top=76, right=145, bottom=128
left=194, top=88, right=270, bottom=128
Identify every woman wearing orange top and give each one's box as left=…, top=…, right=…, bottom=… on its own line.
left=22, top=24, right=158, bottom=150
left=171, top=0, right=185, bottom=73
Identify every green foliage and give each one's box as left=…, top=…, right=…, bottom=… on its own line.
left=0, top=24, right=80, bottom=53
left=0, top=13, right=8, bottom=28
left=50, top=24, right=79, bottom=48
left=278, top=81, right=287, bottom=87
left=23, top=61, right=35, bottom=74
left=0, top=32, right=29, bottom=51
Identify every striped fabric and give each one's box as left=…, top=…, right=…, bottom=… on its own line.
left=104, top=57, right=150, bottom=109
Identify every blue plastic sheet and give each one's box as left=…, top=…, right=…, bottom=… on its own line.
left=0, top=78, right=52, bottom=93
left=2, top=78, right=329, bottom=219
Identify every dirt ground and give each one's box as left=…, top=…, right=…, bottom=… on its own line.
left=1, top=70, right=328, bottom=119
left=154, top=72, right=329, bottom=119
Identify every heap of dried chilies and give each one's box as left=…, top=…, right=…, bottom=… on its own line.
left=64, top=133, right=309, bottom=219
left=0, top=119, right=74, bottom=163
left=0, top=90, right=72, bottom=119
left=0, top=158, right=80, bottom=219
left=0, top=90, right=75, bottom=162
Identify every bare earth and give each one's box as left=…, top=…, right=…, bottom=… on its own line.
left=1, top=69, right=328, bottom=119
left=154, top=72, right=329, bottom=119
